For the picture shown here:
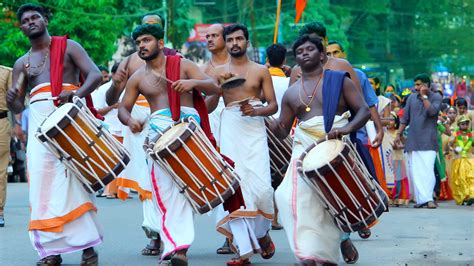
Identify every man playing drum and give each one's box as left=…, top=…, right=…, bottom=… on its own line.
left=106, top=13, right=175, bottom=257
left=6, top=3, right=103, bottom=265
left=269, top=35, right=370, bottom=265
left=210, top=24, right=278, bottom=265
left=118, top=23, right=219, bottom=265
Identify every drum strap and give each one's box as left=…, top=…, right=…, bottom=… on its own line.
left=165, top=55, right=216, bottom=147
left=322, top=69, right=350, bottom=133
left=49, top=36, right=103, bottom=120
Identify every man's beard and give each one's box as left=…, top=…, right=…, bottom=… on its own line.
left=28, top=28, right=46, bottom=39
left=229, top=47, right=246, bottom=58
left=139, top=48, right=160, bottom=61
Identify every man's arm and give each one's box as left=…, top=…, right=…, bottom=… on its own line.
left=241, top=66, right=277, bottom=117
left=335, top=58, right=362, bottom=93
left=6, top=59, right=27, bottom=114
left=118, top=74, right=142, bottom=133
left=174, top=59, right=219, bottom=95
left=67, top=40, right=102, bottom=99
left=269, top=89, right=296, bottom=139
left=424, top=93, right=441, bottom=117
left=106, top=57, right=129, bottom=106
left=327, top=77, right=370, bottom=138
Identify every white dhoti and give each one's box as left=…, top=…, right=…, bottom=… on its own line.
left=217, top=101, right=274, bottom=258
left=275, top=113, right=350, bottom=264
left=27, top=83, right=102, bottom=259
left=147, top=108, right=200, bottom=259
left=116, top=98, right=162, bottom=238
left=406, top=150, right=436, bottom=204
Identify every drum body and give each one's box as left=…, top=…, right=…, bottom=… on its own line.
left=145, top=117, right=240, bottom=214
left=36, top=99, right=130, bottom=192
left=264, top=117, right=293, bottom=188
left=297, top=138, right=388, bottom=232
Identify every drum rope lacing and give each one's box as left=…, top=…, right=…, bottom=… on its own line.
left=299, top=137, right=388, bottom=232
left=36, top=99, right=130, bottom=192
left=146, top=117, right=241, bottom=213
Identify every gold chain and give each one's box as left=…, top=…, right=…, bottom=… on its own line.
left=25, top=37, right=52, bottom=77
left=299, top=72, right=323, bottom=112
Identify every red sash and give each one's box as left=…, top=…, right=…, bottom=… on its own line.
left=50, top=36, right=102, bottom=119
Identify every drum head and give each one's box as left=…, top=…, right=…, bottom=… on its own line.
left=37, top=103, right=80, bottom=140
left=302, top=139, right=345, bottom=171
left=153, top=122, right=190, bottom=153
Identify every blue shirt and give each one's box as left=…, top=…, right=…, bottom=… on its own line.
left=354, top=69, right=378, bottom=143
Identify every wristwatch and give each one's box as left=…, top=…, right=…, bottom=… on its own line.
left=422, top=95, right=429, bottom=100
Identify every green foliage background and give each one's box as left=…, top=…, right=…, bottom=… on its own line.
left=0, top=0, right=472, bottom=77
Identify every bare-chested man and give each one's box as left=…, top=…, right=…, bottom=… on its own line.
left=106, top=13, right=176, bottom=257
left=6, top=3, right=102, bottom=265
left=210, top=24, right=277, bottom=265
left=200, top=23, right=236, bottom=256
left=118, top=23, right=218, bottom=265
left=289, top=22, right=361, bottom=89
left=270, top=34, right=370, bottom=266
left=202, top=24, right=230, bottom=138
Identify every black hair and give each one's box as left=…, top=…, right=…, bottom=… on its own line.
left=266, top=44, right=286, bottom=67
left=98, top=65, right=108, bottom=73
left=328, top=40, right=344, bottom=52
left=370, top=77, right=380, bottom=85
left=17, top=3, right=51, bottom=22
left=132, top=24, right=164, bottom=41
left=456, top=97, right=468, bottom=108
left=299, top=22, right=326, bottom=38
left=142, top=13, right=165, bottom=27
left=414, top=73, right=431, bottom=88
left=441, top=97, right=452, bottom=106
left=440, top=103, right=450, bottom=113
left=223, top=24, right=249, bottom=41
left=292, top=34, right=324, bottom=57
left=392, top=113, right=400, bottom=129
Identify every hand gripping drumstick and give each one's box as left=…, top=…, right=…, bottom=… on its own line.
left=149, top=68, right=193, bottom=94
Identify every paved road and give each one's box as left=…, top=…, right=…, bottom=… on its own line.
left=1, top=183, right=473, bottom=265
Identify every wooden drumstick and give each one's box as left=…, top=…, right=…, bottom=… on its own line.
left=15, top=71, right=25, bottom=95
left=150, top=68, right=193, bottom=94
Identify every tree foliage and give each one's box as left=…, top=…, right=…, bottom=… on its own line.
left=0, top=0, right=471, bottom=77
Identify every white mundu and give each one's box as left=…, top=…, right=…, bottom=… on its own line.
left=275, top=112, right=351, bottom=264
left=217, top=99, right=274, bottom=259
left=28, top=83, right=102, bottom=259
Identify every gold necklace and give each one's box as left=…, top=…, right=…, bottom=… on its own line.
left=209, top=55, right=230, bottom=70
left=146, top=57, right=167, bottom=87
left=228, top=60, right=251, bottom=80
left=25, top=37, right=52, bottom=77
left=299, top=72, right=323, bottom=112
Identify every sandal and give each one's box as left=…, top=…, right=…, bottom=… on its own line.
left=258, top=233, right=275, bottom=260
left=427, top=201, right=437, bottom=209
left=37, top=255, right=62, bottom=266
left=271, top=223, right=283, bottom=230
left=358, top=228, right=371, bottom=239
left=226, top=257, right=251, bottom=265
left=142, top=243, right=160, bottom=256
left=216, top=239, right=233, bottom=254
left=413, top=202, right=428, bottom=208
left=170, top=254, right=188, bottom=266
left=340, top=239, right=359, bottom=264
left=81, top=251, right=98, bottom=266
